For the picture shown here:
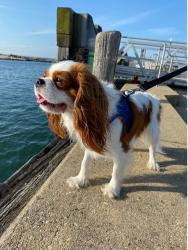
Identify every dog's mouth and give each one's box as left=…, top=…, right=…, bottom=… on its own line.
left=36, top=95, right=67, bottom=112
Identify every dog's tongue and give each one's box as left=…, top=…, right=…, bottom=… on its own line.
left=36, top=95, right=67, bottom=112
left=36, top=96, right=46, bottom=104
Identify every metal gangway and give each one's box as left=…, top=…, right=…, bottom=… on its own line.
left=115, top=36, right=187, bottom=86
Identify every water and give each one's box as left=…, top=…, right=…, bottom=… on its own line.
left=0, top=60, right=54, bottom=182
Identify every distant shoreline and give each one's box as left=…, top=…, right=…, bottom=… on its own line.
left=0, top=53, right=56, bottom=63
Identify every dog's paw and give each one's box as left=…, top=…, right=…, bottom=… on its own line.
left=147, top=161, right=160, bottom=171
left=67, top=176, right=89, bottom=189
left=101, top=183, right=121, bottom=199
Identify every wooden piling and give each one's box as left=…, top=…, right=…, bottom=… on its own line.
left=57, top=8, right=100, bottom=63
left=93, top=31, right=121, bottom=82
left=57, top=8, right=74, bottom=61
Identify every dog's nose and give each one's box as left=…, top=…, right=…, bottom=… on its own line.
left=35, top=78, right=45, bottom=87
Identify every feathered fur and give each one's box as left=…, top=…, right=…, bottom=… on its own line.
left=34, top=60, right=162, bottom=199
left=72, top=64, right=109, bottom=153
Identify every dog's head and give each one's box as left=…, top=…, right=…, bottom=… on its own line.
left=34, top=60, right=109, bottom=153
left=35, top=61, right=77, bottom=114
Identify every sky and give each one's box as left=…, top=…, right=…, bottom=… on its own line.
left=0, top=0, right=186, bottom=58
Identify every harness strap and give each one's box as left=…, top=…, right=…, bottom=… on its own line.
left=109, top=93, right=133, bottom=133
left=110, top=66, right=187, bottom=133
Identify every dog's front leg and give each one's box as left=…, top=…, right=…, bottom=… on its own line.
left=67, top=150, right=90, bottom=189
left=102, top=151, right=132, bottom=198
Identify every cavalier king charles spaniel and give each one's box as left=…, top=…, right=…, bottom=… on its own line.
left=34, top=60, right=162, bottom=198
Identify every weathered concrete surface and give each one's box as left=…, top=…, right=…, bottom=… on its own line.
left=0, top=86, right=186, bottom=250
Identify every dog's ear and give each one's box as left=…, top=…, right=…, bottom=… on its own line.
left=71, top=63, right=109, bottom=153
left=47, top=113, right=66, bottom=138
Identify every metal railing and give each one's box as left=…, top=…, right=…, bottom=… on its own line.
left=115, top=36, right=187, bottom=85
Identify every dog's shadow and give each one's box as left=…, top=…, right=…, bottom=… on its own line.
left=90, top=146, right=187, bottom=199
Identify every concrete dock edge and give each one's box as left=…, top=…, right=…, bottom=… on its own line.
left=0, top=85, right=186, bottom=250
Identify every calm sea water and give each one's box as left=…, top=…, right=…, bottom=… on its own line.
left=0, top=60, right=54, bottom=182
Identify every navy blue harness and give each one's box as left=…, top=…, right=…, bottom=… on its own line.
left=109, top=93, right=133, bottom=133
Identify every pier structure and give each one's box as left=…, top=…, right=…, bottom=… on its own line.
left=0, top=8, right=186, bottom=249
left=57, top=7, right=101, bottom=69
left=0, top=82, right=186, bottom=250
left=116, top=36, right=187, bottom=85
left=56, top=8, right=187, bottom=86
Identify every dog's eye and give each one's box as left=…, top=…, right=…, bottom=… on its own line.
left=55, top=77, right=63, bottom=88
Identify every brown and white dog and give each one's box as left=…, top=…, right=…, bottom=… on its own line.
left=34, top=60, right=162, bottom=198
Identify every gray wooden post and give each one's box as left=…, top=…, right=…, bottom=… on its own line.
left=92, top=31, right=121, bottom=82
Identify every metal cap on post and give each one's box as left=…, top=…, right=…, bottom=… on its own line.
left=93, top=31, right=121, bottom=82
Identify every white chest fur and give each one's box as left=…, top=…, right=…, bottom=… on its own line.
left=61, top=112, right=78, bottom=141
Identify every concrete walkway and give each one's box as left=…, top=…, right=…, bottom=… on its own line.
left=0, top=86, right=186, bottom=250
